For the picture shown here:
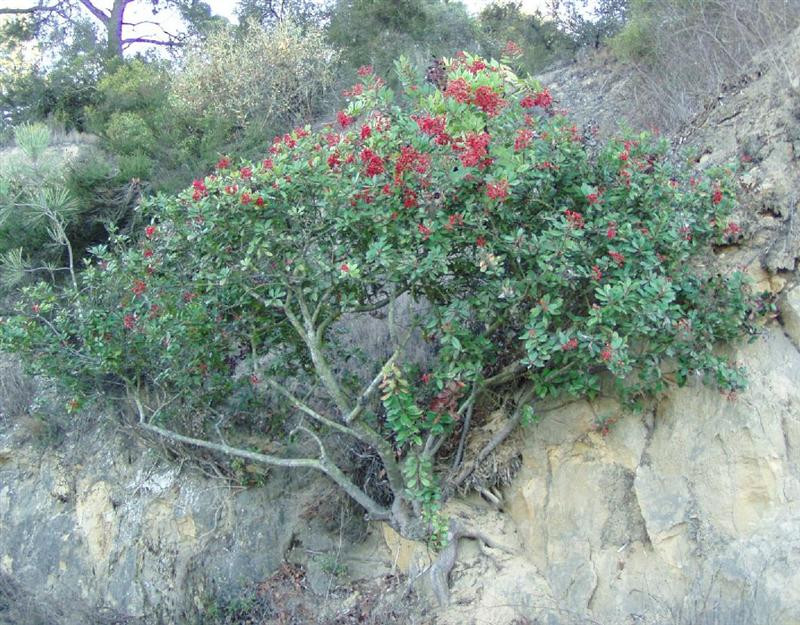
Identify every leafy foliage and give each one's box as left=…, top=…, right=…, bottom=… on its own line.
left=0, top=122, right=139, bottom=296
left=0, top=55, right=758, bottom=538
left=327, top=0, right=478, bottom=81
left=84, top=59, right=224, bottom=192
left=235, top=0, right=328, bottom=26
left=477, top=2, right=573, bottom=73
left=0, top=17, right=106, bottom=134
left=0, top=123, right=81, bottom=289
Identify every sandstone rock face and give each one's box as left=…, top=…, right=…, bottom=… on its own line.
left=0, top=427, right=307, bottom=624
left=505, top=326, right=800, bottom=625
left=473, top=27, right=800, bottom=624
left=782, top=283, right=800, bottom=348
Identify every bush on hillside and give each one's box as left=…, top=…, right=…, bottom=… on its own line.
left=328, top=0, right=479, bottom=84
left=555, top=0, right=630, bottom=50
left=477, top=2, right=573, bottom=73
left=0, top=18, right=106, bottom=136
left=0, top=123, right=84, bottom=291
left=85, top=59, right=232, bottom=193
left=0, top=123, right=139, bottom=296
left=174, top=20, right=338, bottom=136
left=0, top=55, right=758, bottom=543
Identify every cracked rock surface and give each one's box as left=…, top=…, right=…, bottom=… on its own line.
left=502, top=329, right=800, bottom=625
left=436, top=23, right=800, bottom=625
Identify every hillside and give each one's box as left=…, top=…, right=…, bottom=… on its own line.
left=2, top=23, right=800, bottom=625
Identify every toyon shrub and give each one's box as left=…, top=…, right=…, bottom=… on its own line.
left=0, top=53, right=758, bottom=545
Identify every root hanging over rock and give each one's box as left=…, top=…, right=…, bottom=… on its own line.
left=450, top=409, right=525, bottom=506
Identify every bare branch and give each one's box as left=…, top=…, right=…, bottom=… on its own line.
left=121, top=18, right=182, bottom=39
left=350, top=296, right=393, bottom=313
left=281, top=293, right=306, bottom=336
left=346, top=299, right=419, bottom=426
left=311, top=286, right=333, bottom=326
left=484, top=359, right=525, bottom=387
left=0, top=5, right=59, bottom=15
left=131, top=394, right=391, bottom=520
left=451, top=384, right=478, bottom=470
left=121, top=37, right=182, bottom=49
left=76, top=0, right=109, bottom=24
left=263, top=377, right=365, bottom=441
left=289, top=289, right=353, bottom=416
left=345, top=343, right=403, bottom=425
left=290, top=423, right=326, bottom=459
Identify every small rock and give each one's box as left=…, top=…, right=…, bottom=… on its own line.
left=780, top=284, right=800, bottom=346
left=0, top=448, right=13, bottom=465
left=770, top=275, right=788, bottom=293
left=50, top=473, right=72, bottom=502
left=746, top=263, right=772, bottom=293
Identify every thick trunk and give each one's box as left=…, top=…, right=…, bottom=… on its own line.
left=75, top=0, right=118, bottom=57
left=107, top=0, right=127, bottom=57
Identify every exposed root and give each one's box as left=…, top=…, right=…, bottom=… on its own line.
left=428, top=520, right=517, bottom=607
left=477, top=485, right=503, bottom=508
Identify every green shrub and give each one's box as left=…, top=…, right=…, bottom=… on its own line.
left=476, top=2, right=573, bottom=74
left=0, top=55, right=758, bottom=541
left=0, top=124, right=136, bottom=294
left=116, top=152, right=153, bottom=181
left=610, top=13, right=655, bottom=62
left=174, top=20, right=338, bottom=133
left=85, top=60, right=219, bottom=193
left=0, top=123, right=75, bottom=289
left=103, top=111, right=156, bottom=156
left=94, top=59, right=170, bottom=114
left=13, top=122, right=51, bottom=161
left=328, top=0, right=479, bottom=83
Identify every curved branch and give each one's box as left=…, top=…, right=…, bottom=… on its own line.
left=76, top=0, right=109, bottom=24
left=451, top=384, right=478, bottom=470
left=350, top=296, right=393, bottom=313
left=133, top=397, right=391, bottom=520
left=264, top=377, right=365, bottom=441
left=484, top=359, right=526, bottom=387
left=344, top=339, right=407, bottom=425
left=290, top=289, right=353, bottom=416
left=290, top=424, right=326, bottom=458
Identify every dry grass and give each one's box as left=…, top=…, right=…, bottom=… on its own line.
left=615, top=0, right=800, bottom=130
left=202, top=564, right=423, bottom=625
left=0, top=353, right=35, bottom=423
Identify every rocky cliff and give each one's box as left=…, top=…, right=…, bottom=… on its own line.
left=2, top=25, right=800, bottom=625
left=433, top=24, right=800, bottom=625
